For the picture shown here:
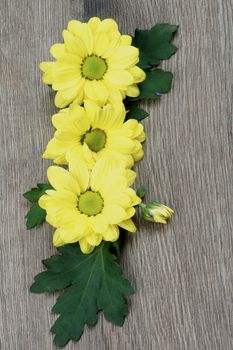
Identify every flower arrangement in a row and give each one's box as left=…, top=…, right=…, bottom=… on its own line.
left=24, top=17, right=178, bottom=347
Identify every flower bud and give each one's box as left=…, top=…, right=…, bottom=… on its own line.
left=140, top=201, right=174, bottom=224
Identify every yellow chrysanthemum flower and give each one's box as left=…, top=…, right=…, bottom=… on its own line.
left=42, top=101, right=145, bottom=169
left=40, top=17, right=146, bottom=108
left=39, top=157, right=141, bottom=253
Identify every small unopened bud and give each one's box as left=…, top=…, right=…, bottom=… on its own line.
left=140, top=201, right=174, bottom=224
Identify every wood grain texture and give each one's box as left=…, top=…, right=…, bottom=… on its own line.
left=0, top=0, right=232, bottom=349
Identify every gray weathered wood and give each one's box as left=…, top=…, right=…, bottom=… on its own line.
left=0, top=0, right=232, bottom=349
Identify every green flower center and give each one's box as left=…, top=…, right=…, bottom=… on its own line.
left=78, top=191, right=103, bottom=216
left=81, top=55, right=107, bottom=80
left=82, top=128, right=107, bottom=152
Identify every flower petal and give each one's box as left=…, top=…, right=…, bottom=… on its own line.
left=124, top=207, right=136, bottom=220
left=125, top=169, right=136, bottom=186
left=126, top=188, right=142, bottom=206
left=67, top=19, right=82, bottom=34
left=105, top=69, right=134, bottom=86
left=84, top=100, right=101, bottom=128
left=90, top=158, right=126, bottom=191
left=52, top=74, right=81, bottom=91
left=101, top=31, right=121, bottom=58
left=40, top=62, right=54, bottom=84
left=63, top=29, right=87, bottom=57
left=68, top=158, right=90, bottom=192
left=108, top=46, right=139, bottom=69
left=133, top=148, right=144, bottom=161
left=94, top=32, right=110, bottom=57
left=55, top=223, right=81, bottom=244
left=72, top=23, right=94, bottom=55
left=55, top=90, right=73, bottom=108
left=126, top=84, right=140, bottom=97
left=106, top=135, right=136, bottom=153
left=43, top=138, right=70, bottom=162
left=88, top=214, right=108, bottom=233
left=50, top=43, right=66, bottom=59
left=98, top=18, right=118, bottom=33
left=118, top=219, right=136, bottom=232
left=84, top=80, right=108, bottom=105
left=120, top=35, right=132, bottom=46
left=75, top=214, right=92, bottom=235
left=129, top=66, right=146, bottom=83
left=47, top=166, right=80, bottom=194
left=95, top=103, right=125, bottom=131
left=69, top=103, right=90, bottom=132
left=87, top=17, right=102, bottom=32
left=102, top=225, right=119, bottom=241
left=79, top=238, right=95, bottom=254
left=102, top=204, right=126, bottom=224
left=53, top=229, right=65, bottom=246
left=85, top=233, right=102, bottom=246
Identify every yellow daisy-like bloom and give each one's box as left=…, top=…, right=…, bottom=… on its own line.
left=42, top=101, right=145, bottom=169
left=39, top=157, right=141, bottom=254
left=40, top=17, right=146, bottom=108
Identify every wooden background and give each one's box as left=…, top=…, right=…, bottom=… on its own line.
left=0, top=0, right=232, bottom=349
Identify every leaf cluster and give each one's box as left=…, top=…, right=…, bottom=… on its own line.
left=126, top=24, right=178, bottom=120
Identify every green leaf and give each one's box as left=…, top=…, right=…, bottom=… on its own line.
left=30, top=242, right=134, bottom=347
left=24, top=183, right=53, bottom=229
left=23, top=183, right=53, bottom=203
left=133, top=24, right=178, bottom=69
left=134, top=69, right=173, bottom=100
left=25, top=203, right=46, bottom=229
left=125, top=103, right=149, bottom=121
left=136, top=185, right=146, bottom=199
